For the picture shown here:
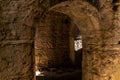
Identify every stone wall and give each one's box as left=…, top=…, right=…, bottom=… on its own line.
left=35, top=12, right=71, bottom=68
left=0, top=0, right=35, bottom=80
left=49, top=0, right=120, bottom=80
left=84, top=0, right=120, bottom=80
left=1, top=0, right=120, bottom=80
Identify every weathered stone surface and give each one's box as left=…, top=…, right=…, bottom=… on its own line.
left=0, top=0, right=35, bottom=80
left=0, top=44, right=34, bottom=80
left=1, top=0, right=120, bottom=80
left=49, top=0, right=120, bottom=80
left=35, top=12, right=71, bottom=68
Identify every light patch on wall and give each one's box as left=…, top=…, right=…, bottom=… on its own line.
left=36, top=70, right=44, bottom=76
left=36, top=70, right=41, bottom=76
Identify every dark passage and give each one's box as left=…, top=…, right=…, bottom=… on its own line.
left=36, top=41, right=82, bottom=80
left=36, top=67, right=81, bottom=80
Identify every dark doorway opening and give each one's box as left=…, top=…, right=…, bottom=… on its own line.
left=35, top=12, right=82, bottom=80
left=74, top=26, right=82, bottom=70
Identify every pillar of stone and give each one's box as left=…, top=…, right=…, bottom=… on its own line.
left=81, top=16, right=103, bottom=80
left=107, top=0, right=120, bottom=79
left=83, top=0, right=120, bottom=80
left=0, top=0, right=35, bottom=80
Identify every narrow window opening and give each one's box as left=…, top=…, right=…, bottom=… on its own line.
left=113, top=6, right=118, bottom=11
left=74, top=36, right=82, bottom=51
left=74, top=27, right=82, bottom=51
left=112, top=0, right=119, bottom=11
left=112, top=0, right=119, bottom=3
left=73, top=26, right=82, bottom=76
left=118, top=41, right=120, bottom=44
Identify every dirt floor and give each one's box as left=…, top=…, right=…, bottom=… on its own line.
left=36, top=68, right=81, bottom=80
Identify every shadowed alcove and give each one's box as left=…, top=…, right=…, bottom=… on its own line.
left=35, top=11, right=83, bottom=80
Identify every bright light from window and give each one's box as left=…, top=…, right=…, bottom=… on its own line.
left=74, top=40, right=82, bottom=51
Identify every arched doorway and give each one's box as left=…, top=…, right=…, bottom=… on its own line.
left=49, top=1, right=102, bottom=80
left=35, top=11, right=77, bottom=80
left=35, top=2, right=100, bottom=79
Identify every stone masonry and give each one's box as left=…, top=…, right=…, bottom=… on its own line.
left=0, top=0, right=35, bottom=80
left=1, top=0, right=120, bottom=80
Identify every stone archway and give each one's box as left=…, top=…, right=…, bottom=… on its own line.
left=1, top=0, right=120, bottom=80
left=49, top=1, right=103, bottom=80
